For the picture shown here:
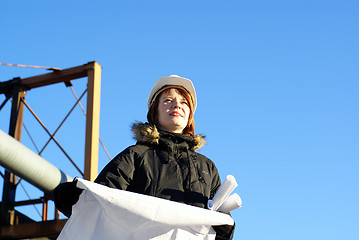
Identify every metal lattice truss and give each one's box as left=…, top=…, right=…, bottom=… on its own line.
left=0, top=62, right=107, bottom=238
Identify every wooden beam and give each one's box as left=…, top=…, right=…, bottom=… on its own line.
left=0, top=219, right=67, bottom=239
left=20, top=62, right=97, bottom=90
left=84, top=62, right=101, bottom=181
left=9, top=89, right=26, bottom=141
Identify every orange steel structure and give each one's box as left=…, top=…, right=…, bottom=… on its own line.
left=0, top=62, right=102, bottom=239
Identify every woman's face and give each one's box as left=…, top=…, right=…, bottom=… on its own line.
left=157, top=88, right=190, bottom=134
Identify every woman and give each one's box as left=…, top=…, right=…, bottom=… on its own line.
left=54, top=75, right=235, bottom=239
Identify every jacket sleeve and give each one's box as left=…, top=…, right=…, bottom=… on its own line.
left=94, top=146, right=136, bottom=190
left=53, top=179, right=83, bottom=218
left=210, top=164, right=236, bottom=240
left=53, top=146, right=137, bottom=218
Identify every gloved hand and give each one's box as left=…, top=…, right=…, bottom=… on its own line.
left=53, top=179, right=83, bottom=218
left=213, top=223, right=235, bottom=240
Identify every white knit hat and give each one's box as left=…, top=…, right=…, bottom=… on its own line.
left=147, top=75, right=197, bottom=112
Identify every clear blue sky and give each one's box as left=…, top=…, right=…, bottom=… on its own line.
left=1, top=1, right=358, bottom=239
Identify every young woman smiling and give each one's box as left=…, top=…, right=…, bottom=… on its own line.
left=54, top=75, right=235, bottom=239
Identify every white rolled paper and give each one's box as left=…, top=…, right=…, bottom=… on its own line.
left=217, top=193, right=242, bottom=213
left=58, top=179, right=235, bottom=240
left=209, top=175, right=238, bottom=211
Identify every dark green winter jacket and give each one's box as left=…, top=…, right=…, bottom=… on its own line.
left=95, top=122, right=235, bottom=239
left=95, top=122, right=220, bottom=208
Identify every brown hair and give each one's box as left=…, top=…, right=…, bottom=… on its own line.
left=147, top=87, right=195, bottom=136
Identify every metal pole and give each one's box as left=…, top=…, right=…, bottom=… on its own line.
left=0, top=129, right=73, bottom=193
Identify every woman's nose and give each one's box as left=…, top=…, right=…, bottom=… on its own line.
left=172, top=98, right=182, bottom=109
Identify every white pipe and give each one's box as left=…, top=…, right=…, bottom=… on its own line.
left=0, top=129, right=72, bottom=192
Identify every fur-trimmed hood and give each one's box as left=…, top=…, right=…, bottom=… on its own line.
left=131, top=122, right=206, bottom=151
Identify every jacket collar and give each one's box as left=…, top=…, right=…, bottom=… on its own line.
left=131, top=122, right=206, bottom=150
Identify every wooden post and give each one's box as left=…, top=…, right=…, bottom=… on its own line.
left=42, top=197, right=48, bottom=221
left=84, top=62, right=101, bottom=181
left=1, top=88, right=26, bottom=225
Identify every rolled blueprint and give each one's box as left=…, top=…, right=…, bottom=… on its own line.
left=208, top=175, right=238, bottom=211
left=58, top=178, right=234, bottom=240
left=217, top=193, right=242, bottom=213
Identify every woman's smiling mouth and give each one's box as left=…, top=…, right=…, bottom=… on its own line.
left=170, top=111, right=183, bottom=117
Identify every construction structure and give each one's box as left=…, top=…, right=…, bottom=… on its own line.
left=0, top=62, right=102, bottom=239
